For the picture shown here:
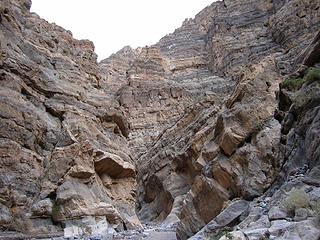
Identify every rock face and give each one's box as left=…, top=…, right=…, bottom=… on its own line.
left=190, top=23, right=320, bottom=240
left=134, top=0, right=320, bottom=239
left=0, top=0, right=320, bottom=239
left=0, top=0, right=139, bottom=236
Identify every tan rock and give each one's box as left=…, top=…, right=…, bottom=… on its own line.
left=0, top=0, right=319, bottom=238
left=94, top=151, right=135, bottom=178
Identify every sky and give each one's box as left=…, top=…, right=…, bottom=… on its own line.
left=31, top=0, right=215, bottom=61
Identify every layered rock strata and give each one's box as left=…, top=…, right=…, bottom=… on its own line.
left=134, top=0, right=320, bottom=239
left=0, top=0, right=319, bottom=239
left=192, top=32, right=320, bottom=240
left=0, top=0, right=139, bottom=236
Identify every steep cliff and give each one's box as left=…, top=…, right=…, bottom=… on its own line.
left=0, top=0, right=319, bottom=239
left=132, top=0, right=320, bottom=239
left=191, top=32, right=320, bottom=240
left=0, top=0, right=139, bottom=237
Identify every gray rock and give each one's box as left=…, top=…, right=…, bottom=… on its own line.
left=63, top=216, right=115, bottom=239
left=268, top=206, right=288, bottom=221
left=243, top=228, right=269, bottom=240
left=190, top=200, right=249, bottom=239
left=268, top=220, right=295, bottom=237
left=214, top=200, right=250, bottom=227
left=269, top=219, right=320, bottom=240
left=0, top=203, right=12, bottom=228
left=31, top=198, right=53, bottom=217
left=294, top=208, right=310, bottom=221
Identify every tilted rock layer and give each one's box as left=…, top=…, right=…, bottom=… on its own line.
left=0, top=0, right=138, bottom=235
left=0, top=0, right=319, bottom=239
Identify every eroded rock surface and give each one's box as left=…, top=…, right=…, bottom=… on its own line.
left=192, top=27, right=320, bottom=240
left=0, top=0, right=139, bottom=236
left=135, top=0, right=320, bottom=239
left=0, top=0, right=320, bottom=239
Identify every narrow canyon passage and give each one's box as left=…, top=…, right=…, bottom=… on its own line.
left=0, top=0, right=320, bottom=239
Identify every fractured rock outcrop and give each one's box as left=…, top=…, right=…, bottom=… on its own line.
left=0, top=0, right=319, bottom=239
left=0, top=0, right=139, bottom=236
left=191, top=20, right=320, bottom=240
left=134, top=0, right=319, bottom=239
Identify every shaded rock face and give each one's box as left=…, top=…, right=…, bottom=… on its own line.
left=134, top=0, right=320, bottom=239
left=0, top=0, right=320, bottom=239
left=191, top=21, right=320, bottom=240
left=136, top=56, right=283, bottom=239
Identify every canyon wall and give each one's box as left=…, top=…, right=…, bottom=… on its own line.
left=0, top=0, right=139, bottom=236
left=0, top=0, right=319, bottom=239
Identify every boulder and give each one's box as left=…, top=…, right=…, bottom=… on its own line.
left=31, top=199, right=53, bottom=217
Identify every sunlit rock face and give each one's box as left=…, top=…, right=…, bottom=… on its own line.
left=0, top=0, right=320, bottom=239
left=0, top=0, right=139, bottom=235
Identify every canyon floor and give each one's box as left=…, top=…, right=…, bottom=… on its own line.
left=0, top=226, right=177, bottom=240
